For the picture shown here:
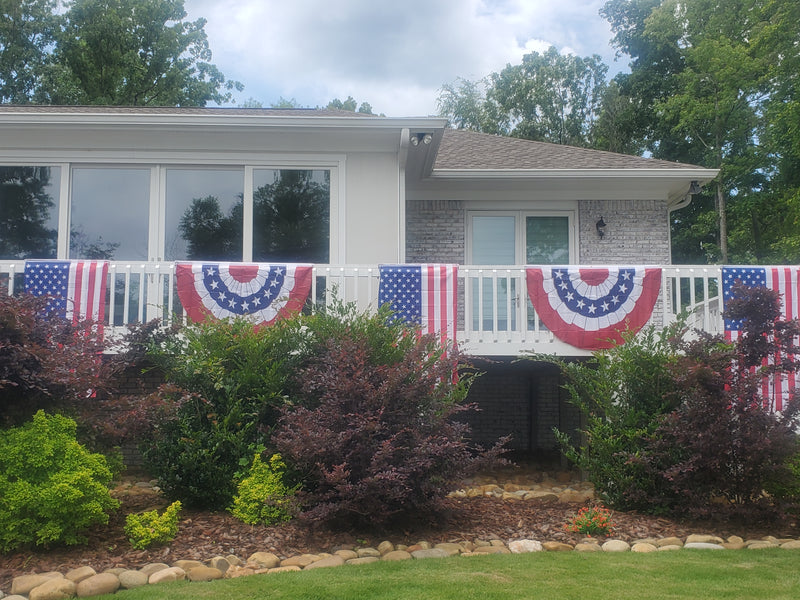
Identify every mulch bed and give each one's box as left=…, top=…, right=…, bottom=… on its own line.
left=2, top=475, right=796, bottom=593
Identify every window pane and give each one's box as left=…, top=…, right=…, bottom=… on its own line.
left=0, top=166, right=59, bottom=259
left=526, top=216, right=570, bottom=264
left=252, top=169, right=330, bottom=263
left=70, top=168, right=149, bottom=260
left=166, top=168, right=244, bottom=261
left=471, top=216, right=515, bottom=265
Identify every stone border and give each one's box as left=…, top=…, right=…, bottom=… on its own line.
left=5, top=534, right=800, bottom=599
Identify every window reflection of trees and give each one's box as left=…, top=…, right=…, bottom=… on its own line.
left=178, top=170, right=330, bottom=263
left=0, top=166, right=58, bottom=259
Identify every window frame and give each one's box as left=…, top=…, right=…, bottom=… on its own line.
left=466, top=209, right=577, bottom=265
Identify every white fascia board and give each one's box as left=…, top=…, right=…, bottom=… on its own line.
left=430, top=167, right=720, bottom=181
left=0, top=111, right=448, bottom=131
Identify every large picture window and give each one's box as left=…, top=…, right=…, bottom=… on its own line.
left=0, top=166, right=60, bottom=259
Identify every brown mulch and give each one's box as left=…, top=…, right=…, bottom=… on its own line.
left=1, top=473, right=796, bottom=593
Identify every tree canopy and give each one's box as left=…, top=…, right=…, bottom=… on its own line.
left=0, top=0, right=241, bottom=106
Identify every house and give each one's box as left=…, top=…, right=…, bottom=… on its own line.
left=0, top=105, right=720, bottom=453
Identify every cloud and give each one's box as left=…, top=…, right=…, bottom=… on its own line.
left=184, top=0, right=621, bottom=116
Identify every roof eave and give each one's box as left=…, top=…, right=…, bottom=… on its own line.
left=429, top=167, right=720, bottom=180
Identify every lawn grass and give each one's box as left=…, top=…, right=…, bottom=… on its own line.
left=97, top=549, right=800, bottom=600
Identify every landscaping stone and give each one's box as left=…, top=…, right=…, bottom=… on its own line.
left=281, top=554, right=320, bottom=568
left=685, top=534, right=724, bottom=545
left=172, top=560, right=204, bottom=571
left=434, top=543, right=463, bottom=556
left=377, top=541, right=395, bottom=555
left=683, top=542, right=725, bottom=550
left=508, top=540, right=543, bottom=553
left=346, top=557, right=380, bottom=566
left=65, top=566, right=96, bottom=583
left=246, top=552, right=280, bottom=569
left=303, top=556, right=345, bottom=570
left=76, top=573, right=120, bottom=597
left=334, top=550, right=359, bottom=560
left=574, top=542, right=602, bottom=552
left=138, top=563, right=169, bottom=577
left=382, top=550, right=413, bottom=561
left=602, top=540, right=631, bottom=552
left=411, top=548, right=450, bottom=559
left=267, top=566, right=302, bottom=574
left=631, top=543, right=658, bottom=553
left=226, top=555, right=243, bottom=566
left=656, top=537, right=684, bottom=547
left=28, top=578, right=76, bottom=600
left=117, top=570, right=149, bottom=590
left=356, top=547, right=381, bottom=558
left=148, top=567, right=186, bottom=585
left=747, top=541, right=779, bottom=550
left=207, top=556, right=231, bottom=573
left=472, top=545, right=511, bottom=554
left=781, top=540, right=800, bottom=549
left=186, top=566, right=224, bottom=582
left=543, top=542, right=573, bottom=552
left=658, top=545, right=683, bottom=551
left=12, top=575, right=63, bottom=597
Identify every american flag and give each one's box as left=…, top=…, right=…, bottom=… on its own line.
left=722, top=266, right=800, bottom=411
left=378, top=264, right=458, bottom=345
left=24, top=260, right=109, bottom=324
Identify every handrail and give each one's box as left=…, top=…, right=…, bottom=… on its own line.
left=1, top=261, right=725, bottom=356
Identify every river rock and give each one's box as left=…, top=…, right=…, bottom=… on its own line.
left=186, top=566, right=224, bottom=582
left=334, top=549, right=359, bottom=560
left=377, top=541, right=395, bottom=555
left=346, top=557, right=380, bottom=566
left=411, top=548, right=450, bottom=559
left=303, top=555, right=345, bottom=570
left=602, top=540, right=631, bottom=552
left=631, top=543, right=658, bottom=553
left=29, top=578, right=76, bottom=600
left=781, top=540, right=800, bottom=549
left=434, top=543, right=463, bottom=556
left=173, top=560, right=204, bottom=571
left=685, top=534, right=723, bottom=545
left=683, top=542, right=724, bottom=550
left=267, top=566, right=302, bottom=574
left=246, top=552, right=280, bottom=569
left=281, top=554, right=320, bottom=568
left=65, top=566, right=96, bottom=583
left=138, top=563, right=170, bottom=577
left=12, top=575, right=63, bottom=596
left=543, top=541, right=574, bottom=552
left=656, top=537, right=684, bottom=547
left=356, top=548, right=381, bottom=558
left=382, top=550, right=413, bottom=561
left=509, top=540, right=543, bottom=553
left=148, top=567, right=186, bottom=585
left=207, top=556, right=231, bottom=573
left=574, top=543, right=602, bottom=552
left=117, top=570, right=149, bottom=589
left=76, top=573, right=120, bottom=597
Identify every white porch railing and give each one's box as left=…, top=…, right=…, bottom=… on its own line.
left=0, top=261, right=724, bottom=357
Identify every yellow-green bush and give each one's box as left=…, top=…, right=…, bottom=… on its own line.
left=124, top=501, right=182, bottom=549
left=229, top=453, right=298, bottom=525
left=0, top=411, right=120, bottom=552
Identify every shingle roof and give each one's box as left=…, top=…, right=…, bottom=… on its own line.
left=435, top=128, right=701, bottom=171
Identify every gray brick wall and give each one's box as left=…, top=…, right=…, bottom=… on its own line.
left=406, top=200, right=465, bottom=263
left=579, top=199, right=671, bottom=264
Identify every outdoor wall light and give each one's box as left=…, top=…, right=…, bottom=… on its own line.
left=596, top=216, right=607, bottom=239
left=409, top=132, right=433, bottom=146
left=689, top=180, right=702, bottom=195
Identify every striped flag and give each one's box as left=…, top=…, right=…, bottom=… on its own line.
left=378, top=264, right=458, bottom=345
left=722, top=266, right=800, bottom=411
left=24, top=260, right=109, bottom=324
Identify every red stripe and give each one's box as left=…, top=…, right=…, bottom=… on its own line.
left=438, top=265, right=448, bottom=344
left=86, top=262, right=98, bottom=321
left=425, top=265, right=435, bottom=335
left=72, top=262, right=84, bottom=324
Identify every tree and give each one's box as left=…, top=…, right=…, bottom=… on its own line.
left=0, top=0, right=241, bottom=106
left=179, top=195, right=242, bottom=261
left=0, top=0, right=59, bottom=103
left=326, top=96, right=374, bottom=114
left=438, top=47, right=608, bottom=148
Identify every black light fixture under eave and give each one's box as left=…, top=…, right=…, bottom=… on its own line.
left=689, top=180, right=702, bottom=195
left=596, top=216, right=607, bottom=239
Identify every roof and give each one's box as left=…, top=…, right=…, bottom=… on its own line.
left=0, top=105, right=378, bottom=118
left=435, top=128, right=702, bottom=171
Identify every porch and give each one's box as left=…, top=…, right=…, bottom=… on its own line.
left=1, top=261, right=722, bottom=357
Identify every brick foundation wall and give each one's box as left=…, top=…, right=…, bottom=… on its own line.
left=406, top=200, right=465, bottom=263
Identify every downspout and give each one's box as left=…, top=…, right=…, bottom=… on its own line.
left=667, top=185, right=696, bottom=264
left=399, top=128, right=410, bottom=262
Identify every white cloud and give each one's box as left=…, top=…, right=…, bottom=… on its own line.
left=184, top=0, right=623, bottom=116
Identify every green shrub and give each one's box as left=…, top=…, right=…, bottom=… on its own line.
left=229, top=453, right=298, bottom=525
left=136, top=317, right=302, bottom=509
left=0, top=411, right=120, bottom=552
left=124, top=501, right=182, bottom=550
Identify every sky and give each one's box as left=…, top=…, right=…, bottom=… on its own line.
left=184, top=0, right=628, bottom=117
